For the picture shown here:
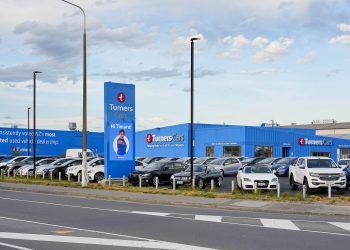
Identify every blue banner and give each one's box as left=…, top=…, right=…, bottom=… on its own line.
left=104, top=82, right=135, bottom=178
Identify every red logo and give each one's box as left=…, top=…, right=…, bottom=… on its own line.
left=12, top=146, right=17, bottom=153
left=146, top=134, right=153, bottom=143
left=117, top=92, right=126, bottom=103
left=298, top=138, right=305, bottom=145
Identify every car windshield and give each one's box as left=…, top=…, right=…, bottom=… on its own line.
left=307, top=159, right=338, bottom=168
left=209, top=159, right=225, bottom=165
left=241, top=158, right=255, bottom=164
left=193, top=158, right=207, bottom=164
left=258, top=158, right=274, bottom=164
left=185, top=165, right=205, bottom=172
left=144, top=162, right=163, bottom=170
left=338, top=160, right=350, bottom=165
left=275, top=158, right=295, bottom=164
left=53, top=158, right=72, bottom=166
left=244, top=166, right=272, bottom=174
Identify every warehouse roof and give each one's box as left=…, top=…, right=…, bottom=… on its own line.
left=281, top=122, right=350, bottom=130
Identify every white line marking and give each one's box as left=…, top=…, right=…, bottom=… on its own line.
left=0, top=241, right=33, bottom=250
left=260, top=219, right=300, bottom=231
left=0, top=232, right=216, bottom=250
left=329, top=222, right=350, bottom=232
left=195, top=215, right=222, bottom=222
left=132, top=211, right=170, bottom=216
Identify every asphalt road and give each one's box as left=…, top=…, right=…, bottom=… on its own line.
left=0, top=189, right=349, bottom=250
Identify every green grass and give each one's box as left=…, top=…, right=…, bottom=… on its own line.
left=0, top=176, right=349, bottom=205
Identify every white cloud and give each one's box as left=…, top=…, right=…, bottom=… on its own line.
left=296, top=51, right=316, bottom=65
left=223, top=35, right=250, bottom=49
left=170, top=30, right=206, bottom=55
left=337, top=23, right=350, bottom=32
left=251, top=36, right=269, bottom=48
left=329, top=35, right=350, bottom=45
left=254, top=37, right=294, bottom=62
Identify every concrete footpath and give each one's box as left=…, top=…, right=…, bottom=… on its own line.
left=0, top=182, right=349, bottom=217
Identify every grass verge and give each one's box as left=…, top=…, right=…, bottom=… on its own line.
left=1, top=176, right=349, bottom=205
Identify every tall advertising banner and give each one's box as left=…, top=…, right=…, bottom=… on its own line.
left=104, top=82, right=135, bottom=178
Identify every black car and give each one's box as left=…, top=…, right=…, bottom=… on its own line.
left=172, top=165, right=223, bottom=189
left=344, top=165, right=350, bottom=191
left=128, top=161, right=186, bottom=186
left=241, top=157, right=265, bottom=166
left=51, top=158, right=82, bottom=177
left=271, top=157, right=298, bottom=177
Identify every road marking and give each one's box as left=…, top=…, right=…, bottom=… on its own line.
left=260, top=219, right=300, bottom=230
left=0, top=232, right=217, bottom=250
left=195, top=215, right=223, bottom=222
left=329, top=222, right=350, bottom=232
left=51, top=230, right=74, bottom=234
left=0, top=241, right=33, bottom=250
left=132, top=211, right=170, bottom=216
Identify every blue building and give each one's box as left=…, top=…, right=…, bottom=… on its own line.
left=135, top=123, right=350, bottom=161
left=0, top=127, right=104, bottom=156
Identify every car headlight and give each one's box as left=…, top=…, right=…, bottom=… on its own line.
left=309, top=172, right=319, bottom=177
left=271, top=178, right=278, bottom=182
left=170, top=175, right=174, bottom=179
left=243, top=178, right=251, bottom=182
left=141, top=173, right=150, bottom=177
left=339, top=172, right=345, bottom=177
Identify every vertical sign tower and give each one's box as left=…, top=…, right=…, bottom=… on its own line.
left=104, top=82, right=135, bottom=178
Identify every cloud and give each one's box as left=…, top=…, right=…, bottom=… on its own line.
left=329, top=35, right=350, bottom=45
left=278, top=1, right=295, bottom=10
left=296, top=51, right=316, bottom=65
left=251, top=36, right=269, bottom=48
left=170, top=30, right=206, bottom=55
left=182, top=87, right=191, bottom=92
left=91, top=67, right=182, bottom=82
left=326, top=68, right=345, bottom=77
left=3, top=116, right=11, bottom=119
left=187, top=68, right=222, bottom=78
left=337, top=23, right=350, bottom=32
left=254, top=37, right=294, bottom=62
left=169, top=83, right=176, bottom=87
left=223, top=35, right=250, bottom=49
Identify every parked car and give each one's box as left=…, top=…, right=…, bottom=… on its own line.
left=338, top=159, right=350, bottom=169
left=237, top=164, right=278, bottom=190
left=171, top=164, right=223, bottom=189
left=256, top=157, right=282, bottom=166
left=6, top=156, right=53, bottom=175
left=289, top=157, right=346, bottom=194
left=88, top=165, right=105, bottom=182
left=32, top=158, right=72, bottom=176
left=343, top=165, right=350, bottom=191
left=240, top=157, right=265, bottom=167
left=66, top=157, right=104, bottom=178
left=193, top=157, right=216, bottom=165
left=176, top=157, right=197, bottom=165
left=271, top=157, right=298, bottom=177
left=128, top=161, right=186, bottom=186
left=50, top=158, right=82, bottom=177
left=157, top=157, right=180, bottom=162
left=135, top=160, right=148, bottom=171
left=16, top=158, right=57, bottom=176
left=207, top=157, right=242, bottom=176
left=0, top=156, right=28, bottom=171
left=142, top=157, right=165, bottom=164
left=136, top=157, right=147, bottom=162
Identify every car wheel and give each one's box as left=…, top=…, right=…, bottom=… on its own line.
left=198, top=178, right=205, bottom=189
left=304, top=178, right=311, bottom=194
left=290, top=175, right=298, bottom=190
left=152, top=176, right=159, bottom=186
left=94, top=172, right=104, bottom=182
left=216, top=177, right=223, bottom=187
left=337, top=188, right=346, bottom=195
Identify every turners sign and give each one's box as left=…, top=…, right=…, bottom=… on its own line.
left=298, top=137, right=332, bottom=146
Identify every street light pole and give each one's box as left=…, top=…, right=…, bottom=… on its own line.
left=61, top=0, right=88, bottom=187
left=33, top=71, right=42, bottom=174
left=190, top=37, right=200, bottom=186
left=27, top=107, right=31, bottom=156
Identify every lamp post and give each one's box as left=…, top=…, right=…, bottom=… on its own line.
left=27, top=107, right=31, bottom=156
left=33, top=71, right=42, bottom=174
left=190, top=37, right=200, bottom=185
left=61, top=0, right=88, bottom=187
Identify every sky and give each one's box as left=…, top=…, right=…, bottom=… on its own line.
left=1, top=0, right=350, bottom=132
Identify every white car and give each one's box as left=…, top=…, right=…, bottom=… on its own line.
left=237, top=165, right=278, bottom=190
left=88, top=165, right=104, bottom=182
left=289, top=157, right=346, bottom=194
left=16, top=158, right=56, bottom=176
left=66, top=158, right=104, bottom=177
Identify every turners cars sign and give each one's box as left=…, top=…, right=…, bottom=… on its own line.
left=146, top=134, right=185, bottom=148
left=298, top=137, right=332, bottom=146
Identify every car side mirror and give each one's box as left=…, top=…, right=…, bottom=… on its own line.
left=298, top=164, right=305, bottom=169
left=163, top=167, right=169, bottom=171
